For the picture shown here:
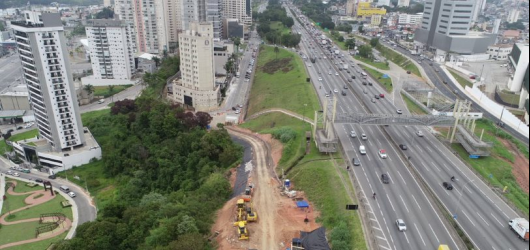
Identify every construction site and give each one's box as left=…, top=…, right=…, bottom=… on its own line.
left=211, top=127, right=326, bottom=250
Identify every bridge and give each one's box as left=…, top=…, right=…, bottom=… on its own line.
left=334, top=113, right=456, bottom=127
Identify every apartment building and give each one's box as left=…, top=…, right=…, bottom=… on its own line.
left=398, top=0, right=411, bottom=7
left=223, top=0, right=252, bottom=26
left=173, top=22, right=220, bottom=111
left=86, top=19, right=135, bottom=81
left=346, top=0, right=355, bottom=16
left=11, top=12, right=86, bottom=151
left=164, top=0, right=182, bottom=49
left=398, top=13, right=423, bottom=25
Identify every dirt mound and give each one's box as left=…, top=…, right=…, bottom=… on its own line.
left=262, top=58, right=293, bottom=74
left=499, top=138, right=529, bottom=193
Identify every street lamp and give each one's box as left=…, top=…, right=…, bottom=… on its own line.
left=453, top=179, right=476, bottom=220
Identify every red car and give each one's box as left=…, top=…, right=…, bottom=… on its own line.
left=379, top=93, right=385, bottom=98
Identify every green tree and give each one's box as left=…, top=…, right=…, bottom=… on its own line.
left=152, top=57, right=161, bottom=67
left=370, top=38, right=380, bottom=48
left=166, top=233, right=205, bottom=250
left=358, top=26, right=364, bottom=34
left=83, top=84, right=95, bottom=95
left=338, top=36, right=345, bottom=42
left=345, top=39, right=356, bottom=49
left=232, top=37, right=241, bottom=52
left=274, top=46, right=280, bottom=59
left=358, top=45, right=373, bottom=59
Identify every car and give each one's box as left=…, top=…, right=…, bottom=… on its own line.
left=396, top=109, right=403, bottom=114
left=381, top=174, right=390, bottom=184
left=35, top=178, right=44, bottom=183
left=443, top=80, right=448, bottom=84
left=352, top=75, right=356, bottom=79
left=375, top=95, right=380, bottom=99
left=371, top=98, right=376, bottom=103
left=368, top=82, right=373, bottom=86
left=347, top=70, right=350, bottom=73
left=235, top=109, right=241, bottom=114
left=335, top=72, right=339, bottom=76
left=348, top=79, right=353, bottom=83
left=443, top=182, right=454, bottom=190
left=361, top=133, right=368, bottom=141
left=350, top=130, right=357, bottom=138
left=328, top=71, right=332, bottom=75
left=334, top=89, right=339, bottom=93
left=343, top=85, right=348, bottom=89
left=379, top=94, right=385, bottom=98
left=21, top=169, right=30, bottom=173
left=318, top=77, right=322, bottom=81
left=342, top=91, right=347, bottom=96
left=325, top=93, right=330, bottom=97
left=245, top=78, right=250, bottom=82
left=416, top=130, right=424, bottom=137
left=407, top=70, right=411, bottom=74
left=396, top=219, right=407, bottom=231
left=379, top=149, right=388, bottom=159
left=308, top=64, right=312, bottom=67
left=399, top=144, right=408, bottom=150
left=68, top=192, right=76, bottom=198
left=48, top=175, right=57, bottom=179
left=352, top=158, right=361, bottom=166
left=13, top=172, right=20, bottom=177
left=6, top=170, right=13, bottom=175
left=362, top=81, right=367, bottom=85
left=17, top=126, right=23, bottom=130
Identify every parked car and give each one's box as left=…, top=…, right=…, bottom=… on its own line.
left=48, top=175, right=56, bottom=180
left=381, top=174, right=390, bottom=184
left=396, top=219, right=407, bottom=231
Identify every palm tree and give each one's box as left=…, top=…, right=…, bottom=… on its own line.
left=83, top=84, right=95, bottom=96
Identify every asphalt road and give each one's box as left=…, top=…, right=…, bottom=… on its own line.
left=288, top=4, right=528, bottom=250
left=377, top=38, right=529, bottom=146
left=0, top=159, right=97, bottom=226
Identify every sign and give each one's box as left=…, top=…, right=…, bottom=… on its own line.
left=346, top=205, right=358, bottom=210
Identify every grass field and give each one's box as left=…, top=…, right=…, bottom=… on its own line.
left=8, top=129, right=38, bottom=142
left=93, top=85, right=132, bottom=98
left=0, top=221, right=43, bottom=246
left=354, top=55, right=390, bottom=70
left=247, top=45, right=320, bottom=117
left=270, top=21, right=291, bottom=36
left=361, top=66, right=393, bottom=93
left=450, top=119, right=529, bottom=216
left=448, top=69, right=473, bottom=88
left=401, top=93, right=428, bottom=115
left=4, top=194, right=73, bottom=223
left=5, top=232, right=68, bottom=250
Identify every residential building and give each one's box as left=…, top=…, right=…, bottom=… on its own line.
left=173, top=22, right=220, bottom=111
left=206, top=0, right=223, bottom=40
left=223, top=0, right=252, bottom=26
left=486, top=44, right=513, bottom=60
left=180, top=0, right=223, bottom=41
left=371, top=15, right=382, bottom=26
left=508, top=43, right=529, bottom=92
left=12, top=12, right=86, bottom=151
left=85, top=19, right=135, bottom=81
left=398, top=13, right=423, bottom=25
left=163, top=0, right=182, bottom=51
left=507, top=9, right=520, bottom=23
left=356, top=2, right=387, bottom=17
left=376, top=0, right=391, bottom=7
left=472, top=0, right=486, bottom=22
left=346, top=0, right=355, bottom=16
left=414, top=0, right=495, bottom=58
left=223, top=18, right=244, bottom=39
left=398, top=0, right=411, bottom=7
left=492, top=18, right=501, bottom=34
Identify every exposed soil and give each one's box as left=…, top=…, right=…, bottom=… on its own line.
left=262, top=58, right=293, bottom=74
left=499, top=138, right=529, bottom=193
left=211, top=128, right=320, bottom=250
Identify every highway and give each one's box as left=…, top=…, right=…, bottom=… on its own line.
left=286, top=3, right=529, bottom=250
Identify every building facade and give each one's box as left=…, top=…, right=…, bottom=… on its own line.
left=346, top=0, right=355, bottom=16
left=163, top=0, right=182, bottom=51
left=507, top=9, right=520, bottom=23
left=398, top=13, right=423, bottom=25
left=508, top=43, right=529, bottom=93
left=356, top=2, right=387, bottom=17
left=223, top=0, right=252, bottom=26
left=86, top=19, right=136, bottom=81
left=398, top=0, right=411, bottom=7
left=12, top=12, right=86, bottom=151
left=486, top=44, right=512, bottom=60
left=173, top=22, right=220, bottom=111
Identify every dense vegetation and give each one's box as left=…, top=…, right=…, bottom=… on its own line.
left=0, top=0, right=100, bottom=8
left=293, top=0, right=335, bottom=30
left=255, top=0, right=301, bottom=47
left=53, top=57, right=242, bottom=249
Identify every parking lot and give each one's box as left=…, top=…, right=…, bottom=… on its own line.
left=461, top=60, right=511, bottom=94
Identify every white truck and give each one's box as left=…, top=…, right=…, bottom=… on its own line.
left=509, top=218, right=529, bottom=241
left=321, top=40, right=328, bottom=45
left=343, top=64, right=349, bottom=70
left=334, top=50, right=340, bottom=55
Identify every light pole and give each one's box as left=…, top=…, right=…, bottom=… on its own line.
left=453, top=179, right=476, bottom=220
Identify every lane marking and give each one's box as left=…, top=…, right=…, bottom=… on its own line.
left=431, top=161, right=441, bottom=172
left=403, top=231, right=410, bottom=244
left=429, top=224, right=440, bottom=244
left=490, top=213, right=504, bottom=228
left=462, top=210, right=476, bottom=227
left=387, top=194, right=396, bottom=212
left=412, top=195, right=422, bottom=210
left=400, top=195, right=410, bottom=213
left=477, top=212, right=490, bottom=226
left=415, top=223, right=427, bottom=246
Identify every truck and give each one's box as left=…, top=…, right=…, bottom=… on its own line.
left=334, top=50, right=340, bottom=55
left=509, top=218, right=529, bottom=241
left=321, top=40, right=328, bottom=45
left=343, top=64, right=349, bottom=70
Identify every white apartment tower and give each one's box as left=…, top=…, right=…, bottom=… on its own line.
left=398, top=0, right=411, bottom=7
left=12, top=12, right=86, bottom=151
left=223, top=0, right=252, bottom=26
left=86, top=19, right=136, bottom=80
left=164, top=0, right=182, bottom=49
left=507, top=9, right=520, bottom=23
left=173, top=22, right=220, bottom=111
left=346, top=0, right=355, bottom=16
left=180, top=0, right=223, bottom=40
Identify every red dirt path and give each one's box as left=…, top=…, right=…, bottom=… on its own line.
left=0, top=181, right=72, bottom=249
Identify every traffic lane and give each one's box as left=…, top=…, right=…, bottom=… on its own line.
left=0, top=169, right=96, bottom=225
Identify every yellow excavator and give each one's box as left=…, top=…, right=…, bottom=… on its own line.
left=246, top=202, right=258, bottom=222
left=234, top=221, right=249, bottom=240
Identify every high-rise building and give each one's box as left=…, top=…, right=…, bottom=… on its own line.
left=346, top=0, right=356, bottom=16
left=164, top=0, right=182, bottom=50
left=376, top=0, right=391, bottom=7
left=472, top=0, right=486, bottom=22
left=173, top=22, right=220, bottom=111
left=414, top=0, right=496, bottom=56
left=398, top=13, right=423, bottom=25
left=206, top=0, right=223, bottom=41
left=104, top=0, right=112, bottom=7
left=180, top=0, right=223, bottom=40
left=397, top=0, right=411, bottom=7
left=223, top=0, right=252, bottom=26
left=86, top=19, right=136, bottom=81
left=12, top=12, right=86, bottom=151
left=507, top=9, right=520, bottom=23
left=492, top=18, right=501, bottom=34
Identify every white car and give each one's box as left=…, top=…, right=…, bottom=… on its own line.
left=13, top=172, right=20, bottom=177
left=318, top=77, right=323, bottom=81
left=396, top=109, right=403, bottom=114
left=416, top=131, right=424, bottom=137
left=68, top=192, right=76, bottom=198
left=350, top=130, right=357, bottom=138
left=334, top=89, right=339, bottom=93
left=396, top=219, right=407, bottom=231
left=235, top=109, right=241, bottom=114
left=379, top=149, right=388, bottom=159
left=361, top=133, right=368, bottom=141
left=328, top=71, right=332, bottom=75
left=335, top=72, right=339, bottom=76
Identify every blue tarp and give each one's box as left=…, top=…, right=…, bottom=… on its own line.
left=296, top=201, right=309, bottom=208
left=382, top=74, right=390, bottom=78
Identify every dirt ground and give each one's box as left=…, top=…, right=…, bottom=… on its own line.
left=211, top=128, right=320, bottom=250
left=499, top=138, right=529, bottom=193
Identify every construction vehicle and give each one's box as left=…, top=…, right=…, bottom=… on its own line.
left=234, top=221, right=249, bottom=240
left=236, top=199, right=247, bottom=221
left=509, top=218, right=529, bottom=241
left=438, top=245, right=450, bottom=250
left=246, top=202, right=258, bottom=222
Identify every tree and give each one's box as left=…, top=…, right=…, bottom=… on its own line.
left=232, top=37, right=241, bottom=52
left=370, top=38, right=380, bottom=48
left=108, top=85, right=115, bottom=102
left=95, top=7, right=114, bottom=19
left=274, top=46, right=280, bottom=59
left=83, top=84, right=95, bottom=96
left=152, top=57, right=161, bottom=67
left=358, top=45, right=373, bottom=59
left=345, top=39, right=356, bottom=49
left=338, top=36, right=345, bottom=42
left=358, top=25, right=364, bottom=34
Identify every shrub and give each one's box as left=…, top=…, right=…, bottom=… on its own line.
left=271, top=127, right=297, bottom=143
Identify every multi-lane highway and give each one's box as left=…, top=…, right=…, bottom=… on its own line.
left=286, top=3, right=528, bottom=250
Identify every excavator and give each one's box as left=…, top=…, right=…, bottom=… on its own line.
left=246, top=202, right=258, bottom=222
left=234, top=221, right=249, bottom=240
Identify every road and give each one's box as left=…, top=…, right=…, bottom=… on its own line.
left=0, top=158, right=97, bottom=226
left=287, top=3, right=528, bottom=250
left=376, top=37, right=529, bottom=146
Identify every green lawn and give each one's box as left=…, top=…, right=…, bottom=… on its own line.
left=288, top=160, right=367, bottom=250
left=354, top=55, right=390, bottom=70
left=401, top=93, right=428, bottom=115
left=247, top=45, right=320, bottom=117
left=270, top=21, right=291, bottom=35
left=93, top=85, right=132, bottom=98
left=0, top=221, right=43, bottom=245
left=403, top=61, right=422, bottom=77
left=448, top=69, right=473, bottom=88
left=361, top=66, right=393, bottom=93
left=4, top=194, right=73, bottom=223
left=451, top=119, right=529, bottom=216
left=8, top=129, right=39, bottom=142
left=5, top=178, right=41, bottom=193
left=5, top=232, right=68, bottom=250
left=1, top=192, right=29, bottom=215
